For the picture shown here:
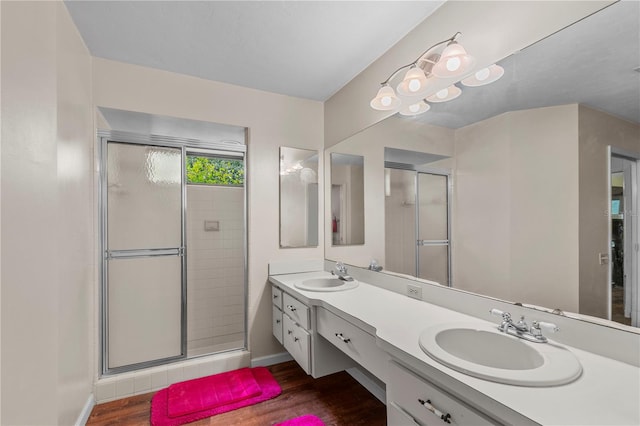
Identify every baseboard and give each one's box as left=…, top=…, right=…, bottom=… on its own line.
left=250, top=352, right=293, bottom=367
left=75, top=393, right=96, bottom=426
left=346, top=367, right=386, bottom=404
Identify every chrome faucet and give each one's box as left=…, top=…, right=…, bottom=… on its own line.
left=368, top=259, right=383, bottom=272
left=490, top=309, right=559, bottom=343
left=332, top=261, right=354, bottom=281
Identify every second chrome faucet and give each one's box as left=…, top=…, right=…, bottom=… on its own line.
left=490, top=309, right=559, bottom=343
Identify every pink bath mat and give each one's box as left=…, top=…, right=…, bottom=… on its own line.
left=275, top=415, right=325, bottom=426
left=167, top=367, right=262, bottom=417
left=151, top=367, right=281, bottom=426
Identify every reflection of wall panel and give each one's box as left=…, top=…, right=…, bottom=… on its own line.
left=454, top=105, right=580, bottom=312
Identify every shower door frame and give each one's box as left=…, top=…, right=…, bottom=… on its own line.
left=98, top=130, right=248, bottom=376
left=385, top=162, right=453, bottom=287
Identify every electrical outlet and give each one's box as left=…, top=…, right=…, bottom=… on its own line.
left=407, top=284, right=422, bottom=300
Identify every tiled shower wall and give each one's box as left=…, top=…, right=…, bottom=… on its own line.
left=186, top=185, right=245, bottom=356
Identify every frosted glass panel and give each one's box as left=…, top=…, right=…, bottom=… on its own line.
left=418, top=245, right=449, bottom=286
left=107, top=143, right=182, bottom=250
left=385, top=168, right=417, bottom=276
left=418, top=173, right=448, bottom=241
left=108, top=256, right=182, bottom=368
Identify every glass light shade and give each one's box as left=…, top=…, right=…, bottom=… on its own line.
left=426, top=85, right=461, bottom=103
left=370, top=85, right=401, bottom=111
left=396, top=67, right=430, bottom=97
left=399, top=100, right=431, bottom=116
left=431, top=42, right=476, bottom=78
left=461, top=64, right=505, bottom=87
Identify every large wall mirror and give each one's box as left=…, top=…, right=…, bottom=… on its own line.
left=325, top=1, right=640, bottom=330
left=280, top=147, right=319, bottom=248
left=330, top=153, right=365, bottom=246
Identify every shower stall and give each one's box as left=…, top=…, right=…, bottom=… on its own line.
left=99, top=119, right=247, bottom=375
left=384, top=166, right=451, bottom=286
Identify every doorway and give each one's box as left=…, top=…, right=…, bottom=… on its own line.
left=610, top=153, right=639, bottom=327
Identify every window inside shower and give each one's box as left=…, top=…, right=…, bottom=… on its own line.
left=100, top=126, right=247, bottom=375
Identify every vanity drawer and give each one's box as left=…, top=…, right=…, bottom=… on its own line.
left=316, top=307, right=389, bottom=382
left=272, top=305, right=283, bottom=344
left=283, top=293, right=310, bottom=329
left=283, top=313, right=311, bottom=374
left=388, top=361, right=495, bottom=426
left=271, top=286, right=283, bottom=310
left=388, top=402, right=420, bottom=426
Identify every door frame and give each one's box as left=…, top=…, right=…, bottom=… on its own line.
left=609, top=147, right=640, bottom=327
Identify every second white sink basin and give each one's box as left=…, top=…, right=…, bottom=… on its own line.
left=294, top=277, right=359, bottom=292
left=419, top=323, right=582, bottom=386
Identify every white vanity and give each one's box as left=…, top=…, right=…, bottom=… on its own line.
left=269, top=265, right=640, bottom=426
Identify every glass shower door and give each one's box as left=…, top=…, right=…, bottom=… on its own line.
left=417, top=173, right=450, bottom=286
left=104, top=142, right=185, bottom=372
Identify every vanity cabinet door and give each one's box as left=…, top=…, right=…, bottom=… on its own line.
left=272, top=305, right=283, bottom=344
left=272, top=286, right=283, bottom=310
left=283, top=314, right=311, bottom=374
left=316, top=307, right=389, bottom=382
left=282, top=293, right=310, bottom=329
left=388, top=362, right=495, bottom=426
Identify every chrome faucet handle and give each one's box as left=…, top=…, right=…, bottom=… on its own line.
left=490, top=308, right=513, bottom=332
left=489, top=308, right=511, bottom=322
left=514, top=315, right=529, bottom=332
left=530, top=320, right=559, bottom=342
left=532, top=320, right=559, bottom=334
left=335, top=261, right=347, bottom=274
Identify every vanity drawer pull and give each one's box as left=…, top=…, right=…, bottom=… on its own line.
left=418, top=399, right=451, bottom=424
left=286, top=305, right=297, bottom=312
left=273, top=294, right=279, bottom=299
left=335, top=332, right=351, bottom=343
left=294, top=337, right=300, bottom=342
left=287, top=329, right=293, bottom=335
left=276, top=319, right=281, bottom=324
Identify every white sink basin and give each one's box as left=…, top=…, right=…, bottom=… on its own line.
left=294, top=277, right=359, bottom=292
left=419, top=323, right=582, bottom=386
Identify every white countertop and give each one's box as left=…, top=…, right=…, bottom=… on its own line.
left=269, top=271, right=640, bottom=426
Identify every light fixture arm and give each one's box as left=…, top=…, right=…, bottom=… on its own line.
left=379, top=32, right=461, bottom=86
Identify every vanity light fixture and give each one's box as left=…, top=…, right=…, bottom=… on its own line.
left=370, top=85, right=401, bottom=110
left=431, top=41, right=476, bottom=78
left=461, top=64, right=504, bottom=87
left=370, top=32, right=474, bottom=113
left=426, top=85, right=461, bottom=103
left=370, top=32, right=503, bottom=116
left=399, top=100, right=431, bottom=116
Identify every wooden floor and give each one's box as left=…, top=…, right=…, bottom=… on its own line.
left=87, top=361, right=386, bottom=426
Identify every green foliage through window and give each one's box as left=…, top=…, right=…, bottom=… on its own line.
left=186, top=156, right=244, bottom=185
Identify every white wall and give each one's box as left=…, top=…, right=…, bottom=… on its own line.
left=454, top=105, right=580, bottom=311
left=324, top=1, right=612, bottom=147
left=92, top=58, right=324, bottom=361
left=1, top=2, right=94, bottom=424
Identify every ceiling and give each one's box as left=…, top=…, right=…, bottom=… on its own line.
left=65, top=1, right=445, bottom=101
left=410, top=1, right=640, bottom=128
